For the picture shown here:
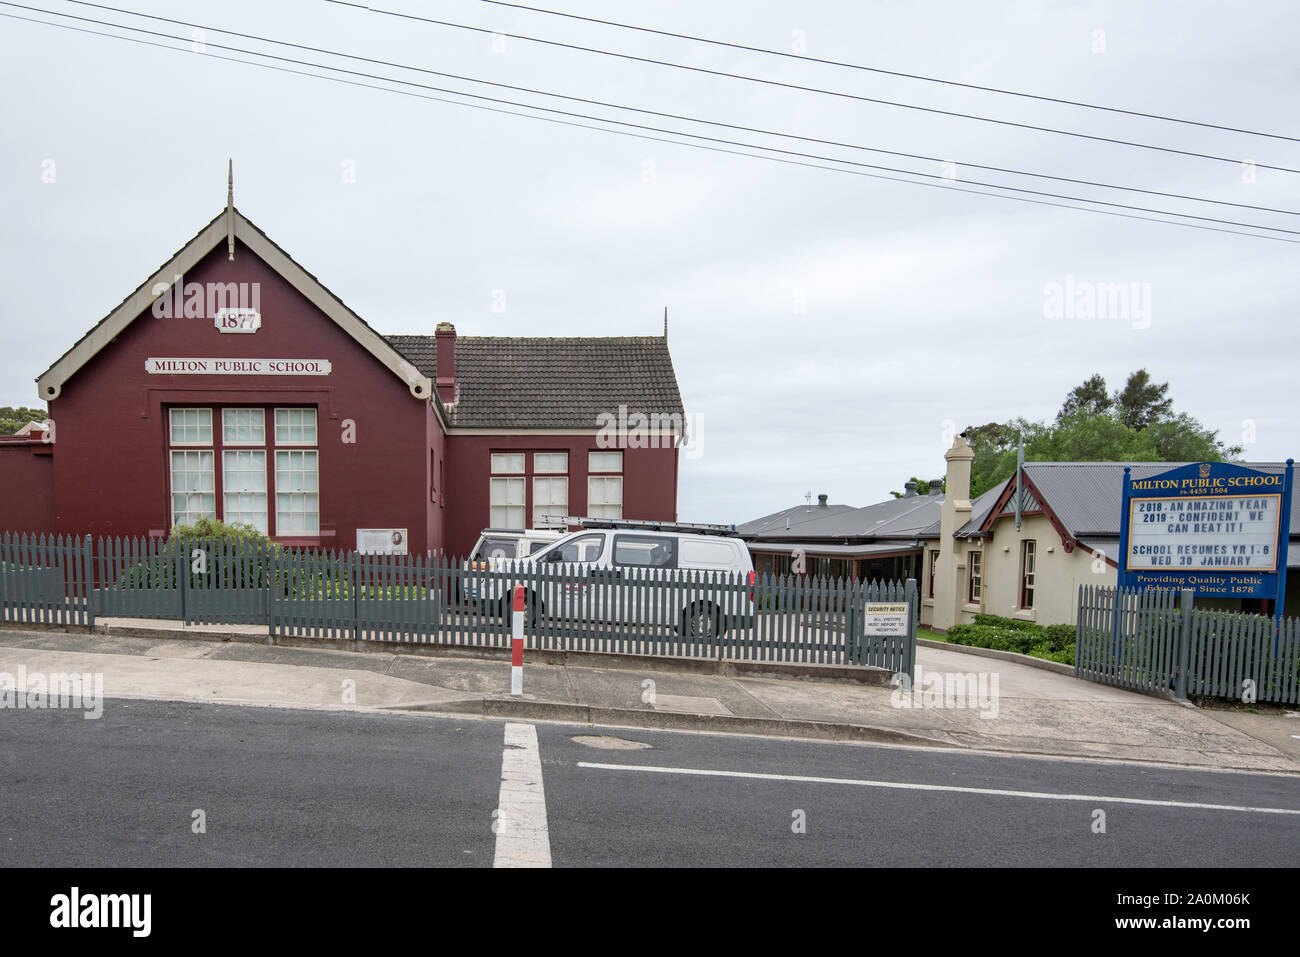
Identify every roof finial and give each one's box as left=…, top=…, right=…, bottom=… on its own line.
left=226, top=158, right=235, bottom=261
left=663, top=305, right=668, bottom=340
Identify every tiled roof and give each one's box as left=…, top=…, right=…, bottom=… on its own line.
left=386, top=335, right=684, bottom=430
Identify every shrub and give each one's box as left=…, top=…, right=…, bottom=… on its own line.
left=945, top=617, right=1077, bottom=664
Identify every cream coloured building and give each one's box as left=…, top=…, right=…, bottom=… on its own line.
left=742, top=436, right=1299, bottom=628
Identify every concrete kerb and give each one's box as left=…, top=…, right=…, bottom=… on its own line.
left=385, top=695, right=954, bottom=747
left=12, top=619, right=897, bottom=686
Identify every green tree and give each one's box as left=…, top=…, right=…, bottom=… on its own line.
left=0, top=406, right=47, bottom=434
left=1113, top=369, right=1172, bottom=430
left=1057, top=373, right=1112, bottom=420
left=899, top=371, right=1239, bottom=499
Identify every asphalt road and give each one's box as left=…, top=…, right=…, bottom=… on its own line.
left=1, top=700, right=1297, bottom=867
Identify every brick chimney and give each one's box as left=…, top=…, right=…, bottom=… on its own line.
left=435, top=322, right=456, bottom=404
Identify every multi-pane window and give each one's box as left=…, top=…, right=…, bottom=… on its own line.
left=490, top=452, right=525, bottom=474
left=276, top=450, right=319, bottom=534
left=928, top=549, right=940, bottom=598
left=533, top=477, right=568, bottom=528
left=274, top=407, right=317, bottom=445
left=223, top=450, right=267, bottom=533
left=222, top=408, right=265, bottom=446
left=167, top=405, right=318, bottom=536
left=968, top=551, right=982, bottom=603
left=588, top=476, right=623, bottom=520
left=490, top=477, right=526, bottom=529
left=589, top=450, right=622, bottom=473
left=1020, top=540, right=1036, bottom=609
left=169, top=408, right=212, bottom=445
left=534, top=452, right=567, bottom=474
left=170, top=449, right=215, bottom=526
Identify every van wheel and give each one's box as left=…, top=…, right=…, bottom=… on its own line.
left=681, top=603, right=721, bottom=639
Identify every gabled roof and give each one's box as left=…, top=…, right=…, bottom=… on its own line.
left=386, top=334, right=684, bottom=430
left=957, top=461, right=1300, bottom=539
left=36, top=208, right=433, bottom=403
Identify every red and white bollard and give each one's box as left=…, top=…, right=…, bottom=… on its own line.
left=510, top=584, right=525, bottom=696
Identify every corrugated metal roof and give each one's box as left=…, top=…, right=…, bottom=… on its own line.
left=747, top=541, right=923, bottom=557
left=1020, top=462, right=1299, bottom=536
left=736, top=502, right=860, bottom=537
left=741, top=494, right=943, bottom=541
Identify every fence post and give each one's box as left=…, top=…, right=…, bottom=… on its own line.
left=82, top=534, right=95, bottom=628
left=904, top=577, right=918, bottom=680
left=1174, top=587, right=1194, bottom=700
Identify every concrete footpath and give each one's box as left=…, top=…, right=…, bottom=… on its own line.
left=0, top=621, right=1297, bottom=773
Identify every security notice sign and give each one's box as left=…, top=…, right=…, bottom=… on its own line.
left=863, top=602, right=910, bottom=636
left=1119, top=461, right=1293, bottom=601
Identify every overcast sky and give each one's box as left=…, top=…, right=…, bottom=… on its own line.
left=2, top=0, right=1296, bottom=524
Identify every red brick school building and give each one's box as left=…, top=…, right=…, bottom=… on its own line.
left=0, top=202, right=685, bottom=557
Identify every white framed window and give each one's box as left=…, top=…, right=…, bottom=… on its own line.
left=491, top=452, right=525, bottom=474
left=588, top=475, right=622, bottom=520
left=534, top=452, right=568, bottom=474
left=169, top=408, right=212, bottom=446
left=274, top=407, right=317, bottom=446
left=222, top=408, right=266, bottom=446
left=533, top=476, right=568, bottom=528
left=490, top=476, right=525, bottom=529
left=170, top=450, right=215, bottom=526
left=968, top=551, right=982, bottom=603
left=223, top=450, right=268, bottom=533
left=589, top=450, right=622, bottom=473
left=275, top=450, right=319, bottom=534
left=1020, top=540, right=1036, bottom=609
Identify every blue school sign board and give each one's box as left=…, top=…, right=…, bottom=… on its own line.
left=1118, top=460, right=1293, bottom=606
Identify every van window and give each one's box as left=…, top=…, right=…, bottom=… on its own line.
left=613, top=535, right=677, bottom=569
left=525, top=540, right=552, bottom=556
left=548, top=533, right=605, bottom=564
left=678, top=538, right=740, bottom=570
left=474, top=537, right=518, bottom=561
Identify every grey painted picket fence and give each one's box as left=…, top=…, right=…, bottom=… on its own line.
left=1076, top=584, right=1300, bottom=704
left=0, top=533, right=917, bottom=672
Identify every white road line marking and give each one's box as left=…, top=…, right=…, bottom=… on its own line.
left=493, top=723, right=552, bottom=868
left=577, top=762, right=1300, bottom=816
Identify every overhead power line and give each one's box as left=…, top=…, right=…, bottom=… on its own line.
left=320, top=0, right=1300, bottom=175
left=478, top=0, right=1300, bottom=144
left=4, top=8, right=1297, bottom=245
left=28, top=1, right=1300, bottom=233
left=50, top=2, right=1300, bottom=217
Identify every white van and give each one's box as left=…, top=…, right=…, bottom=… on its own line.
left=462, top=528, right=565, bottom=604
left=482, top=519, right=755, bottom=637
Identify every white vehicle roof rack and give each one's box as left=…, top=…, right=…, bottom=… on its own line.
left=544, top=515, right=740, bottom=537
